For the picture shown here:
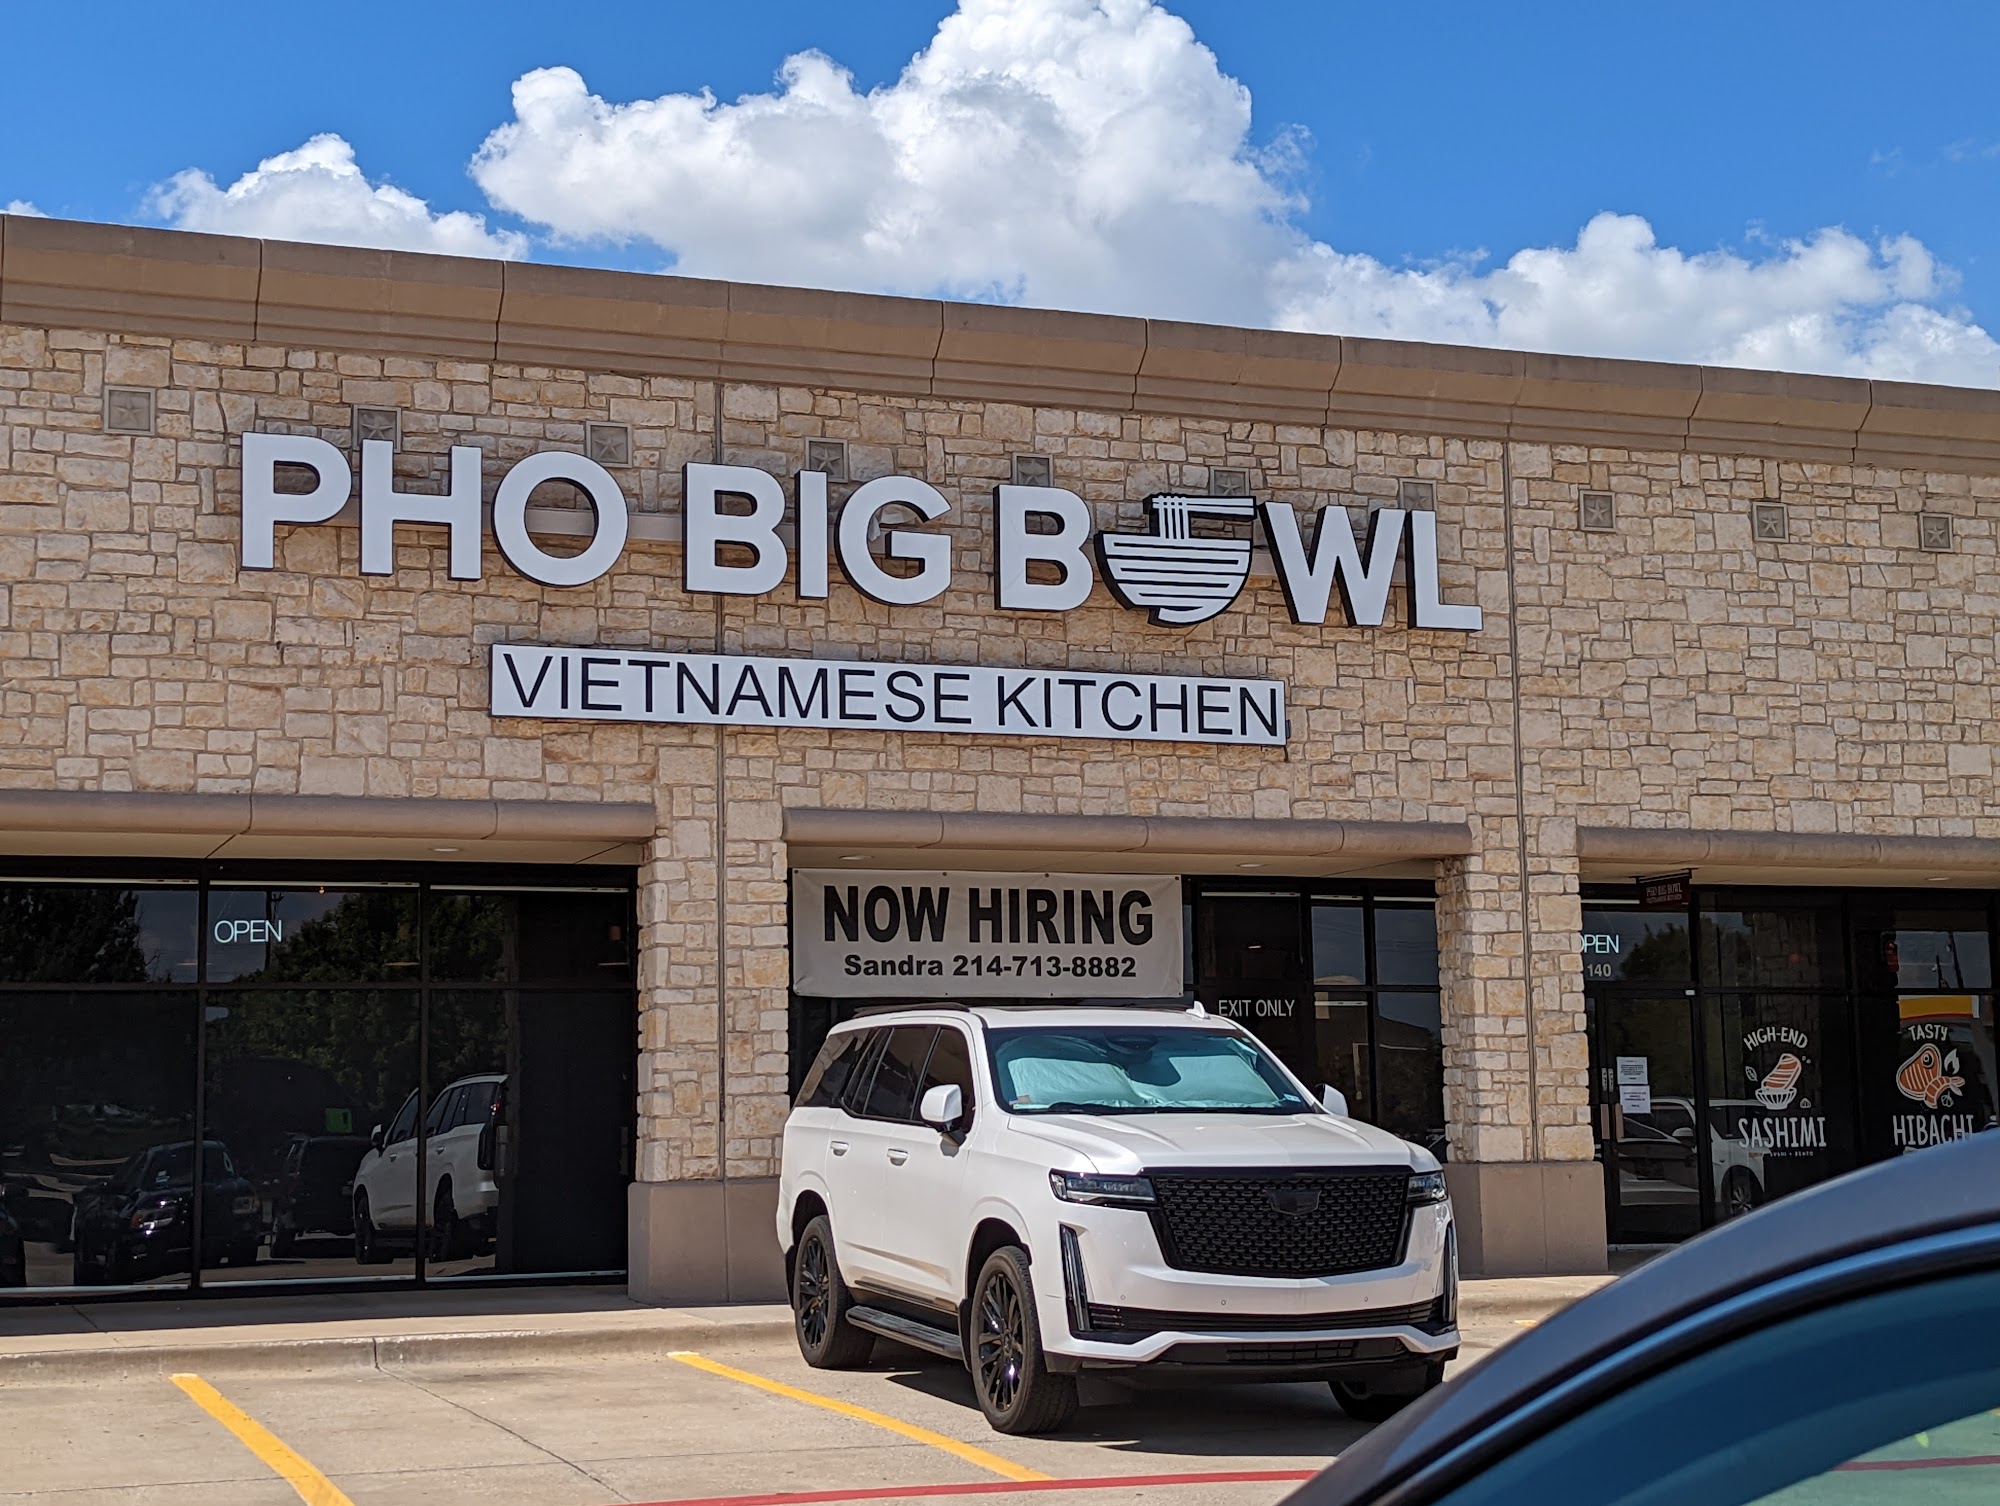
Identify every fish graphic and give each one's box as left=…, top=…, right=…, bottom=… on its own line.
left=1895, top=1043, right=1965, bottom=1110
left=1755, top=1052, right=1803, bottom=1111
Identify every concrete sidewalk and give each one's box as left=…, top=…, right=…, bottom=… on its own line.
left=0, top=1275, right=1614, bottom=1384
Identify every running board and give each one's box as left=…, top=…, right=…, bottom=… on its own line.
left=846, top=1306, right=964, bottom=1361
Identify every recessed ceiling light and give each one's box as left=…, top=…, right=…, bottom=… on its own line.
left=1928, top=875, right=1950, bottom=883
left=1238, top=862, right=1264, bottom=869
left=840, top=854, right=869, bottom=861
left=432, top=846, right=460, bottom=854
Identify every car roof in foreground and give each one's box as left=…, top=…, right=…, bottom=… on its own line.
left=1291, top=1132, right=2000, bottom=1506
left=832, top=1004, right=1238, bottom=1032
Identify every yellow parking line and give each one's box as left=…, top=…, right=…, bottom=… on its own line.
left=669, top=1350, right=1050, bottom=1483
left=170, top=1373, right=355, bottom=1506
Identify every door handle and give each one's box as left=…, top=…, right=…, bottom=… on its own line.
left=887, top=1148, right=909, bottom=1165
left=830, top=1141, right=849, bottom=1156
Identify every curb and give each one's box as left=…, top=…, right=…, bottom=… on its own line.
left=0, top=1315, right=800, bottom=1385
left=2, top=1287, right=1600, bottom=1384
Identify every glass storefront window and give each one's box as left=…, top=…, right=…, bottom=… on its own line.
left=205, top=887, right=418, bottom=984
left=1311, top=994, right=1373, bottom=1122
left=429, top=890, right=633, bottom=984
left=1580, top=905, right=1693, bottom=984
left=1700, top=893, right=1846, bottom=990
left=201, top=988, right=420, bottom=1285
left=1311, top=902, right=1365, bottom=987
left=1374, top=901, right=1441, bottom=987
left=0, top=869, right=636, bottom=1299
left=1375, top=990, right=1444, bottom=1152
left=0, top=990, right=198, bottom=1290
left=1702, top=989, right=1857, bottom=1211
left=1888, top=993, right=1998, bottom=1153
left=0, top=884, right=199, bottom=984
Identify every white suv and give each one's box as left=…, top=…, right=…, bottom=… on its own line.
left=777, top=1005, right=1459, bottom=1434
left=351, top=1073, right=505, bottom=1263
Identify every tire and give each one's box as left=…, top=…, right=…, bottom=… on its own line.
left=791, top=1215, right=875, bottom=1369
left=353, top=1192, right=390, bottom=1265
left=1332, top=1360, right=1445, bottom=1423
left=969, top=1246, right=1077, bottom=1435
left=227, top=1239, right=258, bottom=1268
left=429, top=1181, right=461, bottom=1262
left=271, top=1225, right=296, bottom=1258
left=1721, top=1169, right=1762, bottom=1220
left=71, top=1242, right=102, bottom=1286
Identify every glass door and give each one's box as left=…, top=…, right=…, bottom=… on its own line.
left=1195, top=892, right=1312, bottom=1079
left=1593, top=993, right=1704, bottom=1244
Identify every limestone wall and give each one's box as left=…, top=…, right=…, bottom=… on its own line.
left=2, top=317, right=1994, bottom=1185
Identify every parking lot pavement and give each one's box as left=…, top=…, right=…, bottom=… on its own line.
left=0, top=1318, right=1534, bottom=1506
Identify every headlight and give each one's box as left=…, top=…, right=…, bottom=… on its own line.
left=1049, top=1170, right=1156, bottom=1207
left=232, top=1194, right=259, bottom=1216
left=1407, top=1170, right=1449, bottom=1205
left=129, top=1202, right=177, bottom=1232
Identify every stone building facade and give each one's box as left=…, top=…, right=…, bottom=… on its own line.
left=3, top=215, right=1998, bottom=1302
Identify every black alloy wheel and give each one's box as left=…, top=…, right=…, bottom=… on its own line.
left=969, top=1246, right=1077, bottom=1435
left=792, top=1215, right=874, bottom=1368
left=1722, top=1169, right=1762, bottom=1220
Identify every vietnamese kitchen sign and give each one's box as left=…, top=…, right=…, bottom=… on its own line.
left=792, top=870, right=1183, bottom=999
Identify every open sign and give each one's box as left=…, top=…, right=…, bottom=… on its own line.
left=212, top=918, right=283, bottom=945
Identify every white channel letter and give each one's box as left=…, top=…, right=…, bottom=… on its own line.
left=1407, top=510, right=1483, bottom=631
left=239, top=432, right=351, bottom=570
left=994, top=484, right=1094, bottom=611
left=797, top=470, right=830, bottom=600
left=1259, top=503, right=1406, bottom=626
left=492, top=451, right=630, bottom=588
left=685, top=462, right=788, bottom=595
left=837, top=476, right=953, bottom=606
left=359, top=440, right=483, bottom=580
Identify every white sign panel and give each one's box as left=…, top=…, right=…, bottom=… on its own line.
left=1615, top=1056, right=1650, bottom=1086
left=792, top=871, right=1184, bottom=999
left=1618, top=1083, right=1654, bottom=1116
left=491, top=644, right=1285, bottom=746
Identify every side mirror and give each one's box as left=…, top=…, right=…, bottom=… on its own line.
left=1320, top=1084, right=1349, bottom=1117
left=369, top=1124, right=385, bottom=1153
left=1671, top=1126, right=1696, bottom=1145
left=919, top=1084, right=964, bottom=1130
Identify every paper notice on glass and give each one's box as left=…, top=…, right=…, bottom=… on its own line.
left=1616, top=1055, right=1650, bottom=1087
left=1619, top=1083, right=1654, bottom=1115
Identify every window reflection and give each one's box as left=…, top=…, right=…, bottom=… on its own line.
left=0, top=991, right=197, bottom=1290
left=205, top=888, right=418, bottom=984
left=0, top=885, right=198, bottom=984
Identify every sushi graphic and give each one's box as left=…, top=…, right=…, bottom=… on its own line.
left=1895, top=1042, right=1965, bottom=1110
left=1096, top=494, right=1257, bottom=626
left=1755, top=1052, right=1803, bottom=1111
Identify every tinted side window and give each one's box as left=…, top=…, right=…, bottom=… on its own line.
left=799, top=1031, right=864, bottom=1108
left=839, top=1030, right=888, bottom=1115
left=387, top=1093, right=420, bottom=1145
left=862, top=1026, right=936, bottom=1121
left=425, top=1087, right=459, bottom=1136
left=921, top=1029, right=977, bottom=1113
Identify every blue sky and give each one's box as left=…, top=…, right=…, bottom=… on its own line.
left=5, top=0, right=1998, bottom=383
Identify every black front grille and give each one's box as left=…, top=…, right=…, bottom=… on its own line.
left=1148, top=1167, right=1410, bottom=1278
left=1085, top=1299, right=1438, bottom=1334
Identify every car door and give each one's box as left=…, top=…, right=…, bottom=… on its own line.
left=369, top=1092, right=423, bottom=1231
left=817, top=1028, right=886, bottom=1268
left=872, top=1024, right=979, bottom=1305
left=832, top=1024, right=936, bottom=1291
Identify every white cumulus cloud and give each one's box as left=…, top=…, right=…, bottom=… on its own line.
left=153, top=134, right=527, bottom=260
left=471, top=0, right=1296, bottom=325
left=140, top=0, right=1999, bottom=386
left=4, top=199, right=45, bottom=216
left=463, top=0, right=2000, bottom=385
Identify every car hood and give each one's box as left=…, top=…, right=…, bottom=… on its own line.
left=1003, top=1111, right=1426, bottom=1172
